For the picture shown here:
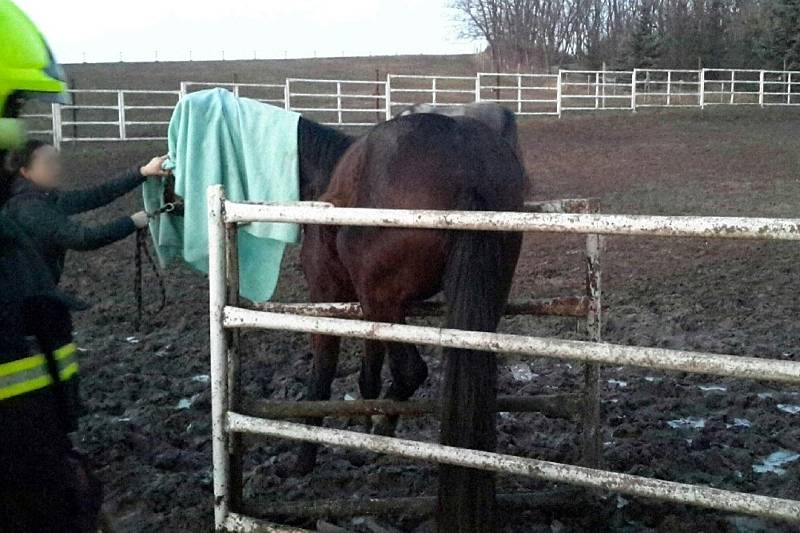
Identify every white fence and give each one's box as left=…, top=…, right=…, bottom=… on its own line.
left=207, top=184, right=800, bottom=531
left=22, top=68, right=800, bottom=148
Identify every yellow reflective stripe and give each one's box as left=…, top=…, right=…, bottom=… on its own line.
left=0, top=374, right=53, bottom=400
left=0, top=353, right=46, bottom=377
left=54, top=343, right=77, bottom=360
left=59, top=361, right=79, bottom=381
left=0, top=343, right=79, bottom=400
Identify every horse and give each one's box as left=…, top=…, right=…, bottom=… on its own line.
left=295, top=113, right=528, bottom=533
left=395, top=102, right=519, bottom=153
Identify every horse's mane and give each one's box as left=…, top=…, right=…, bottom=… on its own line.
left=297, top=117, right=355, bottom=199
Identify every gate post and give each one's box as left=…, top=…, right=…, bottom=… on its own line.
left=630, top=70, right=637, bottom=112
left=208, top=185, right=231, bottom=531
left=475, top=74, right=481, bottom=103
left=759, top=70, right=765, bottom=107
left=582, top=200, right=603, bottom=468
left=284, top=79, right=291, bottom=112
left=225, top=221, right=243, bottom=512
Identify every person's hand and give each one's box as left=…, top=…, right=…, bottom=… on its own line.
left=140, top=155, right=170, bottom=178
left=130, top=211, right=149, bottom=229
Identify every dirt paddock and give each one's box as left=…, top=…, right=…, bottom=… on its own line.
left=57, top=107, right=800, bottom=532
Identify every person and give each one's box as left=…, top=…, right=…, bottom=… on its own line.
left=0, top=0, right=146, bottom=530
left=3, top=139, right=168, bottom=284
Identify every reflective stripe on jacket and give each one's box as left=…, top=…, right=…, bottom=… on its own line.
left=0, top=342, right=77, bottom=400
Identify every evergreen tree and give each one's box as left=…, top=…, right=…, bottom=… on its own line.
left=763, top=0, right=800, bottom=69
left=627, top=4, right=662, bottom=69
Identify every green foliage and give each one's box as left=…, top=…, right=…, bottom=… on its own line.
left=627, top=5, right=662, bottom=68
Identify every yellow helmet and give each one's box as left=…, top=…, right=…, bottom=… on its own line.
left=0, top=0, right=70, bottom=148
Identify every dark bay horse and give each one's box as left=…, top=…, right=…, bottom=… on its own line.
left=296, top=114, right=528, bottom=533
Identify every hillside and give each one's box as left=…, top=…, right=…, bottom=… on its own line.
left=63, top=54, right=484, bottom=89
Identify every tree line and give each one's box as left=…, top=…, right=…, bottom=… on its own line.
left=453, top=0, right=800, bottom=71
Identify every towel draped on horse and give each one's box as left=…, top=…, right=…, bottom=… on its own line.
left=142, top=88, right=301, bottom=301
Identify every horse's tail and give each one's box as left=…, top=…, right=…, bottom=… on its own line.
left=438, top=190, right=520, bottom=533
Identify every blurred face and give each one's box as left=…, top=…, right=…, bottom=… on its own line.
left=20, top=144, right=61, bottom=189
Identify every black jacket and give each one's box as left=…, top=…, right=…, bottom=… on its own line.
left=4, top=168, right=145, bottom=283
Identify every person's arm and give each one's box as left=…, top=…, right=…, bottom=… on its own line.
left=16, top=197, right=139, bottom=251
left=57, top=155, right=170, bottom=215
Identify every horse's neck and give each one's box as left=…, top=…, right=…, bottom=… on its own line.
left=298, top=118, right=354, bottom=201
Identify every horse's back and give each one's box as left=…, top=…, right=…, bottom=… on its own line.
left=334, top=113, right=526, bottom=211
left=396, top=102, right=519, bottom=153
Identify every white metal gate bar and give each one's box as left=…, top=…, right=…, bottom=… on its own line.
left=227, top=413, right=800, bottom=523
left=223, top=306, right=800, bottom=384
left=223, top=202, right=800, bottom=241
left=209, top=184, right=800, bottom=530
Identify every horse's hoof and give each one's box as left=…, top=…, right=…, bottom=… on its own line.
left=371, top=414, right=398, bottom=437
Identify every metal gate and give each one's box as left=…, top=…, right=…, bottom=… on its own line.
left=207, top=184, right=800, bottom=531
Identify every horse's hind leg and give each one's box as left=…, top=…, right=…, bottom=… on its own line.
left=361, top=302, right=428, bottom=436
left=294, top=333, right=340, bottom=475
left=372, top=340, right=428, bottom=436
left=358, top=340, right=385, bottom=430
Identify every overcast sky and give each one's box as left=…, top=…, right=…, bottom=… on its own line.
left=17, top=0, right=483, bottom=64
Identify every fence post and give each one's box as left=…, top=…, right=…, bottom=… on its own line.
left=759, top=70, right=765, bottom=107
left=556, top=70, right=563, bottom=118
left=51, top=102, right=62, bottom=149
left=431, top=77, right=437, bottom=105
left=117, top=91, right=126, bottom=141
left=517, top=74, right=523, bottom=114
left=336, top=81, right=343, bottom=126
left=179, top=81, right=187, bottom=100
left=225, top=221, right=243, bottom=512
left=284, top=79, right=291, bottom=111
left=594, top=72, right=600, bottom=110
left=207, top=184, right=231, bottom=531
left=582, top=201, right=603, bottom=468
left=667, top=70, right=672, bottom=107
left=789, top=72, right=793, bottom=105
left=699, top=69, right=706, bottom=109
left=475, top=74, right=481, bottom=103
left=233, top=84, right=240, bottom=98
left=730, top=70, right=735, bottom=105
left=385, top=74, right=392, bottom=120
left=630, top=70, right=636, bottom=113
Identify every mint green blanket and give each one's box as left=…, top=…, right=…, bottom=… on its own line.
left=143, top=88, right=301, bottom=302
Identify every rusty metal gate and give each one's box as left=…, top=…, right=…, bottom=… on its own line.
left=207, top=184, right=800, bottom=531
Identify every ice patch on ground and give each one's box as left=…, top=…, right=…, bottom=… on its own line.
left=753, top=450, right=800, bottom=475
left=699, top=385, right=727, bottom=392
left=176, top=394, right=201, bottom=410
left=508, top=363, right=537, bottom=382
left=607, top=379, right=627, bottom=388
left=777, top=404, right=800, bottom=414
left=726, top=418, right=751, bottom=429
left=667, top=417, right=706, bottom=429
left=191, top=374, right=210, bottom=384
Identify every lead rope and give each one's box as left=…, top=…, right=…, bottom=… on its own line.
left=133, top=207, right=175, bottom=331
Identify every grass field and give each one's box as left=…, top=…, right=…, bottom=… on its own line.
left=44, top=55, right=800, bottom=532
left=63, top=54, right=482, bottom=89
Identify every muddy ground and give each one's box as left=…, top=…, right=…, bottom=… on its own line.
left=56, top=107, right=800, bottom=532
